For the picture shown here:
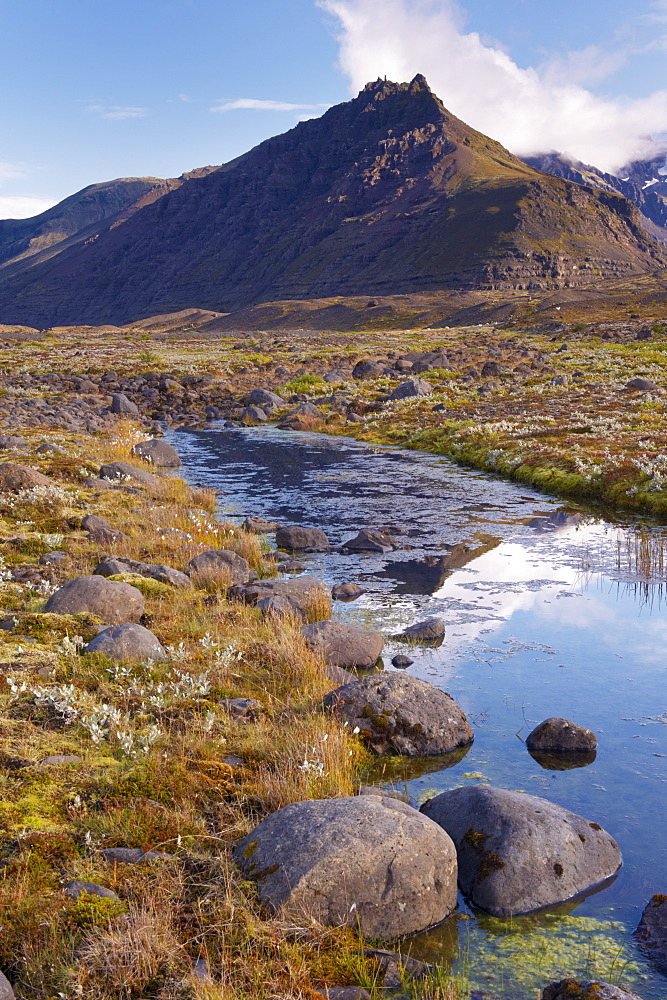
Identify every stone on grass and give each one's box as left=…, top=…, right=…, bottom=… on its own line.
left=626, top=378, right=660, bottom=391
left=325, top=673, right=473, bottom=756
left=84, top=624, right=166, bottom=662
left=543, top=981, right=645, bottom=1000
left=221, top=697, right=262, bottom=722
left=421, top=786, right=622, bottom=917
left=65, top=880, right=119, bottom=900
left=317, top=988, right=370, bottom=1000
left=81, top=513, right=126, bottom=544
left=187, top=548, right=252, bottom=587
left=246, top=388, right=284, bottom=408
left=302, top=620, right=383, bottom=668
left=0, top=462, right=51, bottom=491
left=39, top=550, right=67, bottom=565
left=0, top=970, right=14, bottom=1000
left=526, top=717, right=597, bottom=753
left=40, top=755, right=82, bottom=766
left=101, top=847, right=171, bottom=864
left=276, top=524, right=330, bottom=550
left=45, top=575, right=144, bottom=624
left=235, top=795, right=457, bottom=940
left=257, top=594, right=306, bottom=622
left=388, top=379, right=433, bottom=401
left=131, top=438, right=181, bottom=467
left=98, top=461, right=159, bottom=489
left=395, top=617, right=446, bottom=642
left=234, top=575, right=331, bottom=620
left=0, top=434, right=26, bottom=450
left=634, top=893, right=667, bottom=972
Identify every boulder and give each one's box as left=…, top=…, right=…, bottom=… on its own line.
left=98, top=461, right=159, bottom=489
left=526, top=717, right=597, bottom=753
left=421, top=786, right=622, bottom=917
left=325, top=673, right=473, bottom=756
left=257, top=594, right=306, bottom=622
left=634, top=893, right=667, bottom=972
left=332, top=582, right=365, bottom=600
left=543, top=981, right=644, bottom=1000
left=65, top=880, right=120, bottom=900
left=81, top=513, right=126, bottom=544
left=276, top=525, right=330, bottom=550
left=221, top=697, right=262, bottom=722
left=388, top=379, right=433, bottom=401
left=302, top=620, right=383, bottom=668
left=235, top=796, right=457, bottom=939
left=94, top=556, right=190, bottom=588
left=352, top=361, right=385, bottom=380
left=101, top=847, right=170, bottom=864
left=131, top=438, right=181, bottom=467
left=0, top=434, right=26, bottom=450
left=111, top=392, right=140, bottom=415
left=240, top=405, right=269, bottom=425
left=391, top=654, right=414, bottom=668
left=246, top=388, right=284, bottom=408
left=243, top=515, right=279, bottom=533
left=187, top=549, right=252, bottom=587
left=395, top=617, right=446, bottom=642
left=45, top=575, right=145, bottom=624
left=39, top=550, right=67, bottom=566
left=147, top=564, right=191, bottom=588
left=84, top=624, right=166, bottom=662
left=340, top=528, right=395, bottom=553
left=317, top=989, right=370, bottom=1000
left=0, top=462, right=51, bottom=491
left=0, top=971, right=14, bottom=1000
left=626, top=378, right=660, bottom=391
left=234, top=575, right=331, bottom=619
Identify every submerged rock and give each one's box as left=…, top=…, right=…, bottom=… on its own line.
left=235, top=795, right=458, bottom=939
left=526, top=717, right=597, bottom=753
left=324, top=672, right=473, bottom=756
left=422, top=786, right=622, bottom=917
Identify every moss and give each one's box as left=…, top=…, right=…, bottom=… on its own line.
left=554, top=862, right=564, bottom=878
left=68, top=892, right=127, bottom=928
left=589, top=822, right=602, bottom=831
left=477, top=850, right=505, bottom=881
left=243, top=839, right=258, bottom=860
left=463, top=827, right=490, bottom=851
left=107, top=573, right=172, bottom=597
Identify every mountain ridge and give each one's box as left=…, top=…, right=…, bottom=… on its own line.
left=0, top=76, right=665, bottom=327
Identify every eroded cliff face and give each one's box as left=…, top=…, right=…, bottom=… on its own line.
left=0, top=76, right=665, bottom=327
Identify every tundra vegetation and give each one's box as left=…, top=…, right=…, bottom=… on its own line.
left=0, top=311, right=664, bottom=998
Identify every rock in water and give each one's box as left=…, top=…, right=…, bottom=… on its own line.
left=340, top=528, right=395, bottom=553
left=276, top=524, right=330, bottom=550
left=235, top=796, right=457, bottom=939
left=395, top=617, right=446, bottom=642
left=45, top=575, right=145, bottom=624
left=543, top=980, right=645, bottom=1000
left=634, top=893, right=667, bottom=972
left=84, top=624, right=166, bottom=662
left=526, top=717, right=597, bottom=752
left=421, top=786, right=621, bottom=916
left=324, top=672, right=473, bottom=756
left=301, top=620, right=384, bottom=668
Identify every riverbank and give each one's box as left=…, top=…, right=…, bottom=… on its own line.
left=0, top=321, right=666, bottom=999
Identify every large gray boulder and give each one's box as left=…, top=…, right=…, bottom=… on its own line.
left=246, top=388, right=284, bottom=408
left=340, top=528, right=395, bottom=553
left=187, top=548, right=252, bottom=587
left=131, top=438, right=181, bottom=467
left=44, top=575, right=145, bottom=624
left=94, top=556, right=190, bottom=588
left=81, top=513, right=126, bottom=544
left=84, top=624, right=166, bottom=662
left=276, top=525, right=330, bottom=550
left=325, top=673, right=473, bottom=756
left=0, top=970, right=14, bottom=1000
left=388, top=378, right=433, bottom=401
left=98, top=461, right=159, bottom=489
left=235, top=796, right=457, bottom=939
left=0, top=462, right=51, bottom=491
left=234, top=575, right=331, bottom=620
left=526, top=717, right=597, bottom=753
left=301, top=620, right=383, bottom=668
left=421, top=786, right=622, bottom=917
left=543, top=981, right=645, bottom=1000
left=395, top=617, right=446, bottom=642
left=111, top=392, right=140, bottom=416
left=634, top=893, right=667, bottom=972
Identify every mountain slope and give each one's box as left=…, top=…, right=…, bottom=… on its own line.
left=523, top=152, right=667, bottom=242
left=0, top=76, right=665, bottom=327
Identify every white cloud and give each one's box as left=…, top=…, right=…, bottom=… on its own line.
left=0, top=161, right=26, bottom=183
left=318, top=0, right=667, bottom=172
left=86, top=104, right=148, bottom=120
left=0, top=195, right=57, bottom=220
left=210, top=97, right=330, bottom=113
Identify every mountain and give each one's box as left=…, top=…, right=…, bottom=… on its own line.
left=522, top=152, right=667, bottom=243
left=0, top=76, right=665, bottom=328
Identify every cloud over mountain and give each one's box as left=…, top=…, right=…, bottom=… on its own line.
left=319, top=0, right=667, bottom=171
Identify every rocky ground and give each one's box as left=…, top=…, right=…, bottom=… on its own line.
left=0, top=319, right=665, bottom=999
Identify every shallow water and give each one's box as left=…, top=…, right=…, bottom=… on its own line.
left=170, top=425, right=667, bottom=999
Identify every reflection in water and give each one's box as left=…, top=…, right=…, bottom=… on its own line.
left=170, top=425, right=667, bottom=999
left=528, top=748, right=598, bottom=771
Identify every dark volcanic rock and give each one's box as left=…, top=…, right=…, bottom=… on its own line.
left=634, top=893, right=667, bottom=972
left=421, top=786, right=621, bottom=916
left=526, top=717, right=597, bottom=753
left=235, top=795, right=457, bottom=939
left=324, top=672, right=473, bottom=756
left=301, top=620, right=384, bottom=668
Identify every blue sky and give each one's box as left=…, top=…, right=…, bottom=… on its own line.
left=1, top=0, right=666, bottom=217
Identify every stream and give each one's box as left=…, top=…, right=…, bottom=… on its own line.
left=169, top=425, right=667, bottom=999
